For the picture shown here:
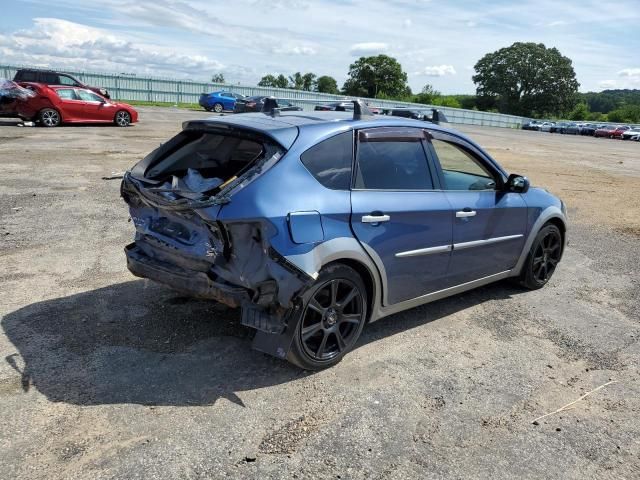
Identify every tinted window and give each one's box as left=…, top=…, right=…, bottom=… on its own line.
left=41, top=73, right=59, bottom=84
left=16, top=71, right=37, bottom=81
left=77, top=90, right=103, bottom=102
left=355, top=136, right=433, bottom=190
left=431, top=139, right=496, bottom=190
left=300, top=131, right=353, bottom=190
left=56, top=89, right=79, bottom=100
left=58, top=75, right=78, bottom=86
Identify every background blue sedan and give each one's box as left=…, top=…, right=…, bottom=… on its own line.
left=198, top=91, right=245, bottom=112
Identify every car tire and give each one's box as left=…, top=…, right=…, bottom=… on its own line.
left=519, top=224, right=563, bottom=290
left=39, top=108, right=61, bottom=127
left=213, top=102, right=223, bottom=113
left=114, top=110, right=131, bottom=127
left=288, top=264, right=367, bottom=370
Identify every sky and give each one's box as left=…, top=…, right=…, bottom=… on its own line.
left=1, top=0, right=639, bottom=94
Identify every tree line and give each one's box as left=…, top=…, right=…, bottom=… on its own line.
left=212, top=43, right=640, bottom=121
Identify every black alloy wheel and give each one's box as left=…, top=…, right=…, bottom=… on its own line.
left=289, top=264, right=367, bottom=370
left=520, top=224, right=563, bottom=289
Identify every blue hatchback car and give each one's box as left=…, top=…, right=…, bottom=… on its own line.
left=198, top=91, right=245, bottom=112
left=121, top=101, right=567, bottom=369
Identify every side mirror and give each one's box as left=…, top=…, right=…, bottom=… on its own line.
left=506, top=174, right=530, bottom=193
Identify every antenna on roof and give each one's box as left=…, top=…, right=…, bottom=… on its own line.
left=261, top=97, right=281, bottom=117
left=352, top=99, right=374, bottom=120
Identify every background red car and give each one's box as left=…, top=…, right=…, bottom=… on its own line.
left=611, top=125, right=630, bottom=139
left=17, top=83, right=138, bottom=127
left=594, top=126, right=616, bottom=138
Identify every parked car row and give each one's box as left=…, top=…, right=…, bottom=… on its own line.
left=522, top=120, right=640, bottom=140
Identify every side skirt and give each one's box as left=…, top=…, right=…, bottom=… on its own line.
left=371, top=270, right=514, bottom=322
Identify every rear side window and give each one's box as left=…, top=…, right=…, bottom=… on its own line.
left=300, top=131, right=353, bottom=190
left=355, top=133, right=433, bottom=190
left=16, top=71, right=37, bottom=81
left=41, top=73, right=59, bottom=84
left=56, top=89, right=79, bottom=100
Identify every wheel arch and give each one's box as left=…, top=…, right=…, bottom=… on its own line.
left=322, top=258, right=377, bottom=324
left=544, top=217, right=566, bottom=256
left=38, top=107, right=63, bottom=124
left=513, top=206, right=567, bottom=276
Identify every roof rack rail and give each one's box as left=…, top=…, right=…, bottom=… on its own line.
left=261, top=97, right=281, bottom=117
left=352, top=99, right=374, bottom=120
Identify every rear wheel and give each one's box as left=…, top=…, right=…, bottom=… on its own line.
left=288, top=264, right=367, bottom=370
left=39, top=108, right=60, bottom=127
left=114, top=110, right=131, bottom=127
left=213, top=102, right=223, bottom=113
left=519, top=224, right=563, bottom=290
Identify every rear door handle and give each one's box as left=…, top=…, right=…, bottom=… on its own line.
left=456, top=210, right=477, bottom=218
left=362, top=214, right=390, bottom=223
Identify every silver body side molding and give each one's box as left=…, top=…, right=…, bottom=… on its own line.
left=453, top=234, right=524, bottom=251
left=395, top=244, right=452, bottom=258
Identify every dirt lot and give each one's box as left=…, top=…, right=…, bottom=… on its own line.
left=1, top=109, right=639, bottom=480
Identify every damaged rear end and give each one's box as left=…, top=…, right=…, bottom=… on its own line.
left=121, top=119, right=312, bottom=358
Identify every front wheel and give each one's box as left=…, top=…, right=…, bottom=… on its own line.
left=39, top=108, right=61, bottom=127
left=288, top=264, right=367, bottom=370
left=114, top=110, right=131, bottom=127
left=213, top=102, right=223, bottom=113
left=519, top=224, right=563, bottom=290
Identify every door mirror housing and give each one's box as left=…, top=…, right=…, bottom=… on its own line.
left=506, top=174, right=530, bottom=193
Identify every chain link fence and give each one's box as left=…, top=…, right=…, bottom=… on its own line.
left=1, top=64, right=529, bottom=128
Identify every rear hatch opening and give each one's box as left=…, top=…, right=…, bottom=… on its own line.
left=122, top=126, right=285, bottom=209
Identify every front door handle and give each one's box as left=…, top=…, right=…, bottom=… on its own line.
left=456, top=210, right=477, bottom=218
left=362, top=214, right=390, bottom=223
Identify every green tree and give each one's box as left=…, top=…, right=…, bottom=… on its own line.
left=289, top=72, right=305, bottom=90
left=569, top=102, right=589, bottom=120
left=258, top=74, right=289, bottom=88
left=472, top=42, right=579, bottom=117
left=342, top=54, right=409, bottom=98
left=302, top=73, right=316, bottom=91
left=211, top=73, right=225, bottom=83
left=433, top=96, right=462, bottom=108
left=315, top=75, right=339, bottom=94
left=414, top=84, right=441, bottom=104
left=258, top=74, right=277, bottom=87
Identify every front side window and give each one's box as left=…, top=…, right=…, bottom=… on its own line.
left=58, top=75, right=79, bottom=86
left=355, top=130, right=433, bottom=190
left=77, top=90, right=103, bottom=102
left=300, top=131, right=353, bottom=190
left=56, top=89, right=79, bottom=100
left=431, top=139, right=496, bottom=191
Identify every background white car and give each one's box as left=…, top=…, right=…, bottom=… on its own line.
left=539, top=122, right=555, bottom=132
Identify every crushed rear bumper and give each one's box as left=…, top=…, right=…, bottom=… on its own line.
left=125, top=242, right=250, bottom=308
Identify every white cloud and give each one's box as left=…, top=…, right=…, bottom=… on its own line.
left=415, top=65, right=457, bottom=77
left=403, top=19, right=413, bottom=28
left=618, top=68, right=640, bottom=78
left=598, top=80, right=616, bottom=89
left=466, top=21, right=477, bottom=27
left=349, top=42, right=389, bottom=56
left=0, top=17, right=225, bottom=77
left=547, top=20, right=568, bottom=27
left=271, top=45, right=317, bottom=56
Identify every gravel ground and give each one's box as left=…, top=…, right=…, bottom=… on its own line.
left=0, top=108, right=639, bottom=479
